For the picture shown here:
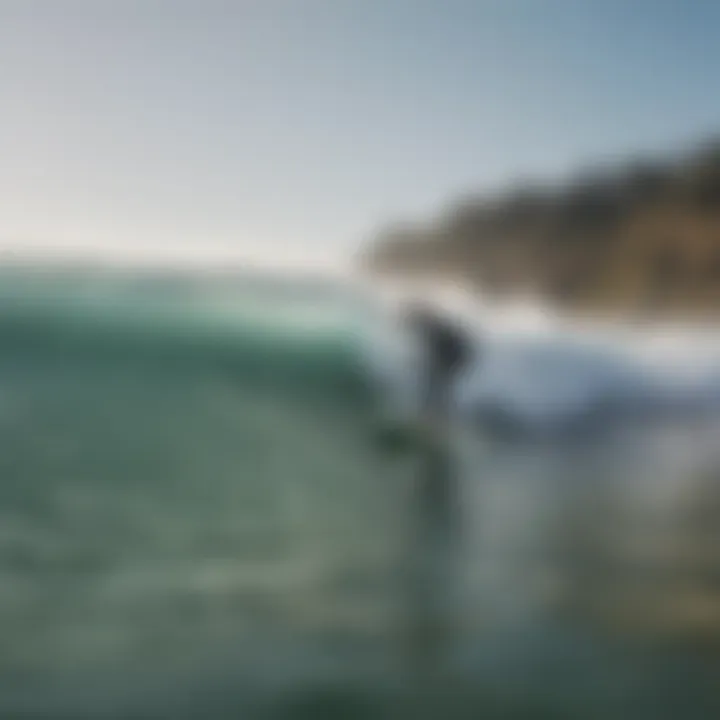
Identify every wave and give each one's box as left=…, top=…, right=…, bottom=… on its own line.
left=358, top=286, right=720, bottom=437
left=1, top=267, right=720, bottom=714
left=4, top=264, right=720, bottom=435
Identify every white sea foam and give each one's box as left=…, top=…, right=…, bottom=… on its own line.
left=355, top=282, right=720, bottom=429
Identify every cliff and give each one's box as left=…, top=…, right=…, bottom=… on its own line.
left=363, top=140, right=720, bottom=317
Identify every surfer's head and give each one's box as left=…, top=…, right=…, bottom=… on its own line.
left=400, top=301, right=438, bottom=333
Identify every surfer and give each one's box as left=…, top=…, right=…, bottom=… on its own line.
left=402, top=302, right=474, bottom=421
left=375, top=302, right=474, bottom=454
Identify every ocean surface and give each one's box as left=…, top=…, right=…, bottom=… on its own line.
left=2, top=266, right=720, bottom=718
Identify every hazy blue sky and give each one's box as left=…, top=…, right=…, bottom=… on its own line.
left=1, top=0, right=719, bottom=266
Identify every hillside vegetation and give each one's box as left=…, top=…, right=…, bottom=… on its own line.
left=363, top=140, right=720, bottom=317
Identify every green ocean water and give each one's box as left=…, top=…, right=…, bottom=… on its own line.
left=2, top=267, right=720, bottom=719
left=0, top=269, right=410, bottom=707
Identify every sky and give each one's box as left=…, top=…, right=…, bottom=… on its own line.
left=1, top=0, right=720, bottom=268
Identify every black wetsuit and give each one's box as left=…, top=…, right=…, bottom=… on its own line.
left=408, top=310, right=473, bottom=416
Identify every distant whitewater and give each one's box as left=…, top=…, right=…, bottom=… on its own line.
left=360, top=278, right=720, bottom=431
